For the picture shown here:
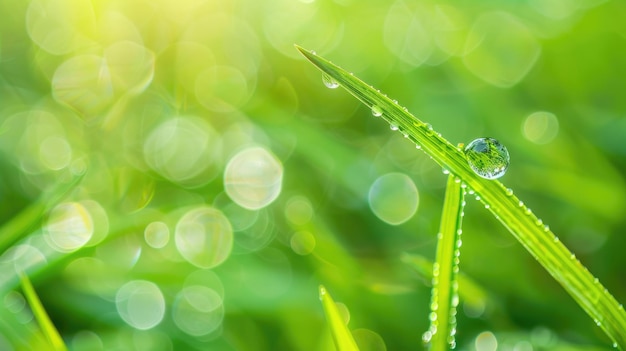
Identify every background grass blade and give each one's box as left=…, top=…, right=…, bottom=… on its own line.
left=296, top=46, right=626, bottom=349
left=424, top=175, right=465, bottom=350
left=0, top=174, right=83, bottom=254
left=319, top=285, right=360, bottom=351
left=19, top=273, right=67, bottom=351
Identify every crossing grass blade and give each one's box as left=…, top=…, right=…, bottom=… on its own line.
left=20, top=273, right=68, bottom=351
left=296, top=45, right=626, bottom=349
left=424, top=175, right=465, bottom=350
left=400, top=253, right=489, bottom=314
left=0, top=174, right=84, bottom=254
left=319, top=285, right=360, bottom=351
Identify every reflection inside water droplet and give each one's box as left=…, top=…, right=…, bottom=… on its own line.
left=464, top=137, right=510, bottom=180
left=322, top=73, right=339, bottom=89
left=371, top=105, right=383, bottom=117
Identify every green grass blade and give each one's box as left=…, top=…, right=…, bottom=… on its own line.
left=19, top=273, right=67, bottom=351
left=297, top=46, right=626, bottom=349
left=319, top=285, right=360, bottom=351
left=0, top=174, right=84, bottom=254
left=424, top=175, right=465, bottom=350
left=401, top=253, right=489, bottom=314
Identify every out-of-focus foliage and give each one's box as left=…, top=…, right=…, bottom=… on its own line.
left=0, top=0, right=625, bottom=350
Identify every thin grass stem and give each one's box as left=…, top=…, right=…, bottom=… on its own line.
left=19, top=273, right=67, bottom=351
left=424, top=175, right=465, bottom=350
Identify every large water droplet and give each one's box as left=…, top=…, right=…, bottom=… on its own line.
left=371, top=105, right=383, bottom=117
left=322, top=73, right=339, bottom=89
left=464, top=137, right=510, bottom=180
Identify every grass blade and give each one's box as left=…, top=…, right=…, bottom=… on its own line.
left=319, top=285, right=360, bottom=351
left=424, top=175, right=465, bottom=350
left=0, top=174, right=84, bottom=254
left=297, top=46, right=626, bottom=349
left=401, top=253, right=489, bottom=314
left=19, top=273, right=68, bottom=351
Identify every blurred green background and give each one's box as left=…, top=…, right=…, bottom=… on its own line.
left=1, top=0, right=626, bottom=350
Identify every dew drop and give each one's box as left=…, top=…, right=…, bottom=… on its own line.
left=518, top=200, right=524, bottom=207
left=371, top=105, right=383, bottom=117
left=392, top=99, right=398, bottom=104
left=311, top=50, right=317, bottom=55
left=422, top=331, right=433, bottom=343
left=544, top=225, right=550, bottom=232
left=506, top=188, right=514, bottom=196
left=415, top=144, right=422, bottom=150
left=613, top=342, right=618, bottom=348
left=464, top=137, right=510, bottom=180
left=536, top=219, right=543, bottom=226
left=319, top=286, right=327, bottom=300
left=322, top=73, right=339, bottom=89
left=454, top=177, right=461, bottom=184
left=425, top=124, right=434, bottom=135
left=451, top=294, right=459, bottom=308
left=402, top=132, right=409, bottom=138
left=443, top=169, right=450, bottom=175
left=390, top=123, right=399, bottom=131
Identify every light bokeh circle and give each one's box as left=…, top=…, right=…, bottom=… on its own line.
left=175, top=207, right=233, bottom=269
left=115, top=280, right=165, bottom=330
left=45, top=202, right=94, bottom=252
left=224, top=146, right=283, bottom=210
left=173, top=286, right=224, bottom=336
left=144, top=116, right=221, bottom=188
left=144, top=221, right=170, bottom=249
left=368, top=173, right=419, bottom=225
